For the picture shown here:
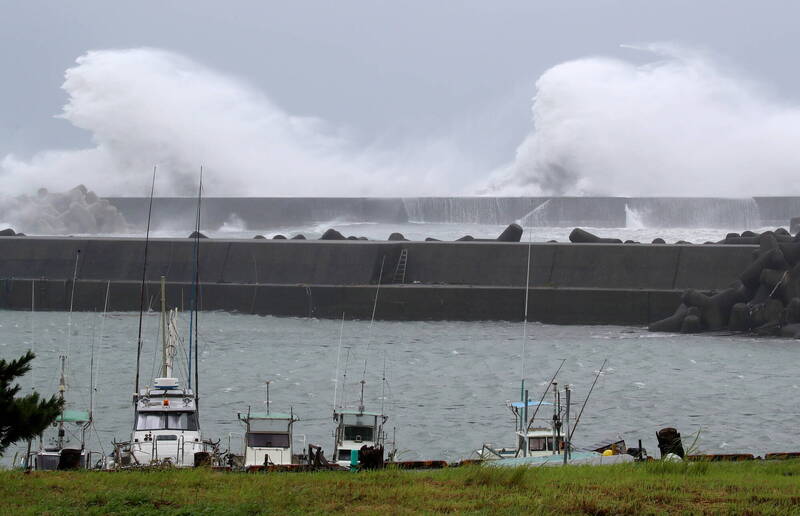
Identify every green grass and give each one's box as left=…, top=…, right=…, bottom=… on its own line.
left=3, top=460, right=800, bottom=515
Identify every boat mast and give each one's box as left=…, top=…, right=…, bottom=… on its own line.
left=26, top=280, right=35, bottom=469
left=134, top=165, right=157, bottom=398
left=188, top=166, right=203, bottom=397
left=195, top=168, right=203, bottom=400
left=58, top=247, right=79, bottom=451
left=160, top=276, right=168, bottom=378
left=57, top=355, right=66, bottom=449
left=30, top=279, right=35, bottom=354
left=93, top=281, right=110, bottom=424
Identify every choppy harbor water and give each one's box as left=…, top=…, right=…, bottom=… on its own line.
left=3, top=310, right=799, bottom=465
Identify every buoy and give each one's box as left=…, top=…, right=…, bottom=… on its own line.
left=602, top=449, right=614, bottom=456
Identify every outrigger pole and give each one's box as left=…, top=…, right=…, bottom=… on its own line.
left=332, top=312, right=345, bottom=413
left=569, top=358, right=608, bottom=442
left=520, top=224, right=533, bottom=433
left=358, top=255, right=386, bottom=414
left=134, top=165, right=157, bottom=397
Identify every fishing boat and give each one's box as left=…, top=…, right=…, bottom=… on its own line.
left=112, top=281, right=218, bottom=467
left=29, top=254, right=100, bottom=470
left=476, top=398, right=558, bottom=460
left=237, top=383, right=302, bottom=468
left=478, top=375, right=636, bottom=467
left=328, top=261, right=396, bottom=468
left=32, top=355, right=93, bottom=470
left=476, top=228, right=563, bottom=461
left=332, top=401, right=389, bottom=468
left=475, top=232, right=630, bottom=465
left=112, top=170, right=217, bottom=468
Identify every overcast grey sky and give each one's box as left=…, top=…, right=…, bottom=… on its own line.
left=1, top=1, right=799, bottom=196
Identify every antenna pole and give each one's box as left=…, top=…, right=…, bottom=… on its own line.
left=358, top=379, right=365, bottom=413
left=522, top=388, right=529, bottom=457
left=341, top=348, right=351, bottom=411
left=332, top=313, right=345, bottom=412
left=89, top=318, right=95, bottom=422
left=66, top=249, right=80, bottom=364
left=57, top=355, right=66, bottom=449
left=160, top=276, right=167, bottom=377
left=569, top=359, right=607, bottom=441
left=380, top=354, right=387, bottom=417
left=564, top=384, right=571, bottom=464
left=527, top=359, right=566, bottom=431
left=265, top=380, right=271, bottom=415
left=134, top=165, right=157, bottom=398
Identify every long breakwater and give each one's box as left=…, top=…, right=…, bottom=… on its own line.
left=0, top=236, right=756, bottom=324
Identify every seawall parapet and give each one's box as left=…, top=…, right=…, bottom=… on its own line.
left=0, top=236, right=756, bottom=324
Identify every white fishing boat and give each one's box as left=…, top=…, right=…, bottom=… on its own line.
left=478, top=371, right=636, bottom=467
left=329, top=320, right=394, bottom=467
left=476, top=398, right=559, bottom=460
left=112, top=278, right=218, bottom=467
left=329, top=266, right=396, bottom=468
left=332, top=406, right=388, bottom=467
left=237, top=381, right=303, bottom=467
left=112, top=172, right=217, bottom=468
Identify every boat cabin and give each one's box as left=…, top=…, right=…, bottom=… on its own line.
left=119, top=377, right=212, bottom=467
left=35, top=410, right=91, bottom=470
left=477, top=399, right=562, bottom=460
left=237, top=411, right=298, bottom=467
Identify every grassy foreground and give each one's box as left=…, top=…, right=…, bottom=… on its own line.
left=3, top=461, right=800, bottom=515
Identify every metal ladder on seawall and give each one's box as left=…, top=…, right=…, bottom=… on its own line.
left=393, top=249, right=408, bottom=284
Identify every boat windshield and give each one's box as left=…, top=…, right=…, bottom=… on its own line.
left=246, top=432, right=290, bottom=448
left=529, top=437, right=554, bottom=452
left=136, top=412, right=199, bottom=431
left=343, top=425, right=374, bottom=442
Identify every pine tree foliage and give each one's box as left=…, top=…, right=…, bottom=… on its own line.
left=0, top=351, right=64, bottom=456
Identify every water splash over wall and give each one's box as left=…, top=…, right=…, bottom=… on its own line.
left=626, top=198, right=761, bottom=228
left=625, top=205, right=645, bottom=229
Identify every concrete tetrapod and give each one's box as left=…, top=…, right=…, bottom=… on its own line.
left=568, top=228, right=623, bottom=244
left=650, top=228, right=800, bottom=337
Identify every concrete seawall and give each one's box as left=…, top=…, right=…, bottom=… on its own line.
left=106, top=196, right=800, bottom=229
left=0, top=237, right=756, bottom=324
